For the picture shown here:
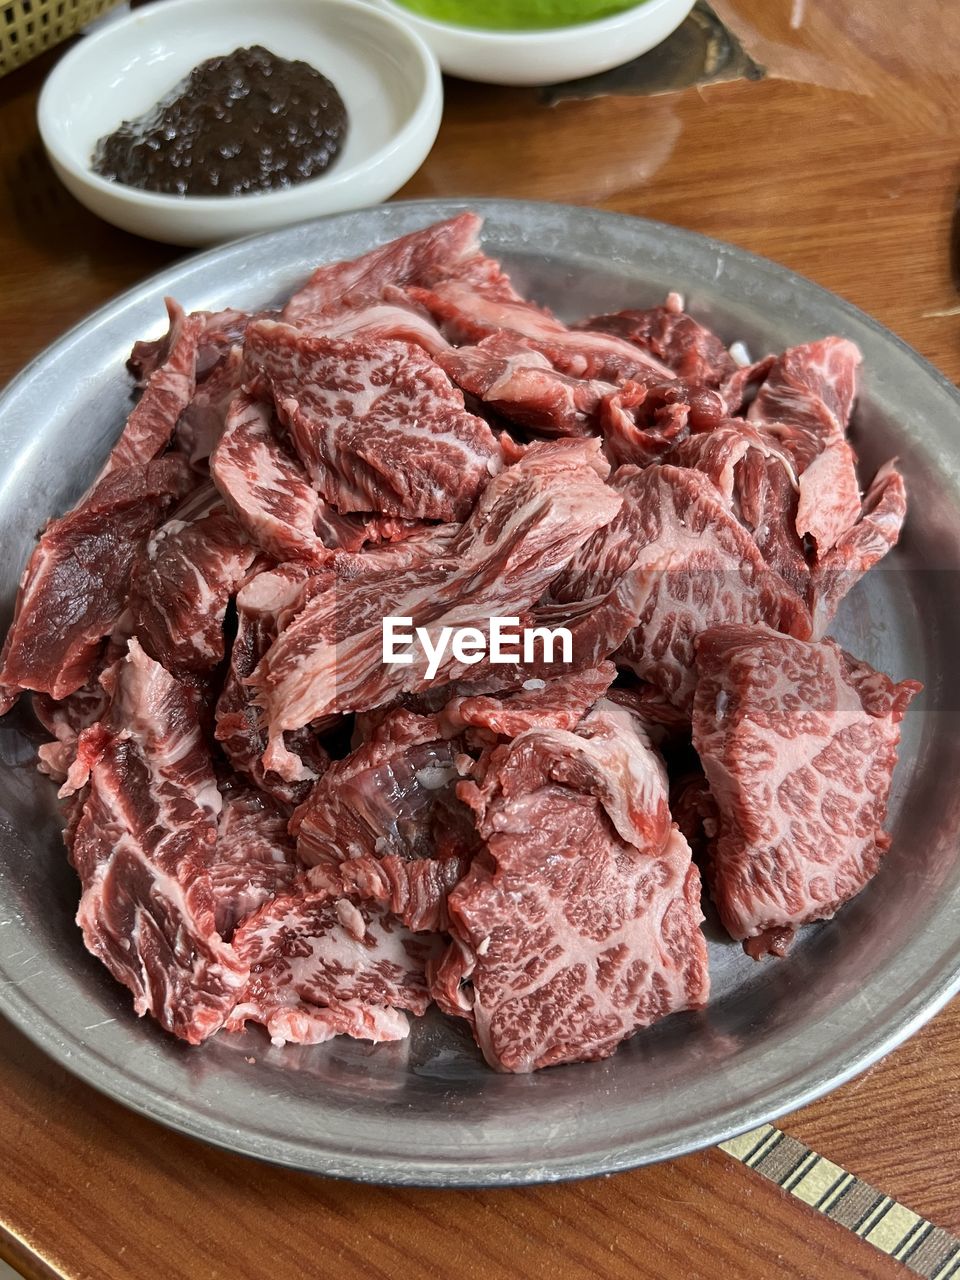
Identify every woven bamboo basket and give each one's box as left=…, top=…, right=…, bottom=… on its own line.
left=0, top=0, right=125, bottom=78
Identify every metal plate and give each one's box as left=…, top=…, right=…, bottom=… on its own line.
left=1, top=199, right=957, bottom=1187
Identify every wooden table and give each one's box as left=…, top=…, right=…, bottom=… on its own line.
left=1, top=2, right=958, bottom=1276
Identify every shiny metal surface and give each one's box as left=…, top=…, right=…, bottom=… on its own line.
left=0, top=200, right=957, bottom=1187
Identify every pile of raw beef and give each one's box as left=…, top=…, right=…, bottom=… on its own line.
left=0, top=214, right=920, bottom=1072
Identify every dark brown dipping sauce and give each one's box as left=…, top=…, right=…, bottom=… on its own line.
left=91, top=45, right=348, bottom=197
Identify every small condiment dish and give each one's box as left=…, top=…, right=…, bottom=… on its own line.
left=372, top=0, right=695, bottom=86
left=38, top=0, right=443, bottom=246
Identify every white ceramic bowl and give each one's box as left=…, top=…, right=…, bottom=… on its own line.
left=372, top=0, right=695, bottom=86
left=37, top=0, right=443, bottom=247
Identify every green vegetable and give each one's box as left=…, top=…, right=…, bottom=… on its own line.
left=394, top=0, right=642, bottom=32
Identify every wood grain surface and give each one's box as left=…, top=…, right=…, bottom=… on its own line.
left=1, top=2, right=958, bottom=1276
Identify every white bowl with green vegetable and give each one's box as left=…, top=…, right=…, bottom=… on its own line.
left=373, top=0, right=695, bottom=86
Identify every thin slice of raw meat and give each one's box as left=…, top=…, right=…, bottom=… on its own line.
left=129, top=503, right=256, bottom=674
left=667, top=420, right=810, bottom=593
left=667, top=421, right=798, bottom=506
left=809, top=460, right=907, bottom=637
left=468, top=698, right=672, bottom=850
left=32, top=640, right=120, bottom=784
left=793, top=436, right=862, bottom=555
left=748, top=339, right=865, bottom=554
left=210, top=393, right=373, bottom=563
left=441, top=662, right=616, bottom=740
left=68, top=639, right=248, bottom=1043
left=749, top=337, right=861, bottom=444
left=244, top=322, right=503, bottom=519
left=128, top=302, right=181, bottom=386
left=249, top=438, right=622, bottom=779
left=210, top=393, right=327, bottom=563
left=99, top=299, right=205, bottom=479
left=292, top=705, right=480, bottom=931
left=331, top=522, right=460, bottom=580
left=174, top=345, right=244, bottom=466
left=437, top=332, right=613, bottom=437
left=692, top=624, right=921, bottom=954
left=227, top=887, right=443, bottom=1046
left=282, top=212, right=494, bottom=321
left=550, top=464, right=811, bottom=710
left=130, top=305, right=262, bottom=387
left=523, top=567, right=674, bottom=690
left=209, top=787, right=300, bottom=940
left=433, top=803, right=708, bottom=1073
left=313, top=855, right=468, bottom=934
left=349, top=661, right=616, bottom=757
left=320, top=511, right=423, bottom=555
left=194, top=308, right=269, bottom=374
left=293, top=292, right=450, bottom=357
left=0, top=457, right=193, bottom=706
left=597, top=377, right=727, bottom=467
left=408, top=281, right=674, bottom=383
left=733, top=449, right=810, bottom=596
left=293, top=708, right=476, bottom=865
left=215, top=564, right=332, bottom=808
left=718, top=354, right=776, bottom=415
left=579, top=297, right=737, bottom=386
left=433, top=700, right=707, bottom=1072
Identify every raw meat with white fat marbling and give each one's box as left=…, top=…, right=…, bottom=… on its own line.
left=0, top=457, right=193, bottom=709
left=666, top=421, right=810, bottom=593
left=550, top=464, right=811, bottom=710
left=692, top=624, right=920, bottom=956
left=750, top=337, right=861, bottom=442
left=209, top=787, right=300, bottom=940
left=215, top=563, right=332, bottom=808
left=410, top=280, right=674, bottom=383
left=243, top=321, right=503, bottom=519
left=292, top=706, right=480, bottom=932
left=129, top=502, right=256, bottom=674
left=248, top=438, right=622, bottom=780
left=292, top=291, right=450, bottom=356
left=99, top=300, right=205, bottom=478
left=293, top=709, right=475, bottom=866
left=211, top=394, right=339, bottom=564
left=748, top=338, right=865, bottom=555
left=808, top=460, right=907, bottom=638
left=281, top=211, right=510, bottom=322
left=228, top=887, right=443, bottom=1046
left=437, top=332, right=614, bottom=437
left=67, top=639, right=248, bottom=1043
left=579, top=296, right=738, bottom=388
left=432, top=699, right=708, bottom=1071
left=440, top=662, right=616, bottom=741
left=174, top=345, right=244, bottom=466
left=32, top=643, right=120, bottom=786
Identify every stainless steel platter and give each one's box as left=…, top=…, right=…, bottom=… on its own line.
left=1, top=199, right=957, bottom=1187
